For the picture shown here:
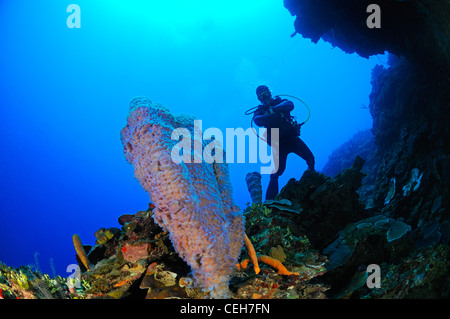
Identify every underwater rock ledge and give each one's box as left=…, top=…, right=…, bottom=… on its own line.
left=284, top=0, right=450, bottom=229
left=283, top=0, right=450, bottom=69
left=285, top=1, right=449, bottom=296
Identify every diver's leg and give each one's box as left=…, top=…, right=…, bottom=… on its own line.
left=265, top=146, right=288, bottom=200
left=293, top=138, right=315, bottom=171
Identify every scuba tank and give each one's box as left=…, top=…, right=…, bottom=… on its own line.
left=277, top=94, right=310, bottom=127
left=278, top=106, right=301, bottom=137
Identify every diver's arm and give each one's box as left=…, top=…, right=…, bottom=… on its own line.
left=253, top=113, right=271, bottom=126
left=253, top=105, right=275, bottom=126
left=273, top=100, right=294, bottom=112
left=253, top=99, right=293, bottom=126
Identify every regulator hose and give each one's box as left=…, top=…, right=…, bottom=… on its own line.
left=277, top=94, right=310, bottom=125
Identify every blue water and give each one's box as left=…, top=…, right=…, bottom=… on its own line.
left=0, top=0, right=384, bottom=277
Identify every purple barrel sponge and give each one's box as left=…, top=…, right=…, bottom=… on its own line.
left=120, top=97, right=245, bottom=298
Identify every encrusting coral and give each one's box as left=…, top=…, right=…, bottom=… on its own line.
left=120, top=97, right=245, bottom=298
left=269, top=245, right=287, bottom=262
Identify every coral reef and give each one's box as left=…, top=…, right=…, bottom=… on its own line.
left=277, top=157, right=366, bottom=250
left=322, top=129, right=379, bottom=209
left=2, top=1, right=449, bottom=300
left=362, top=244, right=449, bottom=298
left=233, top=197, right=329, bottom=299
left=0, top=263, right=81, bottom=299
left=1, top=158, right=448, bottom=299
left=320, top=214, right=413, bottom=295
left=119, top=97, right=245, bottom=298
left=94, top=227, right=120, bottom=246
left=269, top=245, right=286, bottom=262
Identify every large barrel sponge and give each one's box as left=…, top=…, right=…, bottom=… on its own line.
left=120, top=97, right=245, bottom=298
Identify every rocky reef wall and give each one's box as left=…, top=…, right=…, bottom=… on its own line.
left=283, top=0, right=450, bottom=69
left=369, top=55, right=450, bottom=231
left=284, top=0, right=449, bottom=297
left=285, top=0, right=449, bottom=240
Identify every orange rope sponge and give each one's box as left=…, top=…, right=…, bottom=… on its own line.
left=236, top=258, right=250, bottom=271
left=257, top=255, right=299, bottom=276
left=244, top=234, right=260, bottom=274
left=72, top=234, right=91, bottom=271
left=237, top=234, right=297, bottom=276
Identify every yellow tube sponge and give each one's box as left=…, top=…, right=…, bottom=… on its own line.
left=120, top=97, right=245, bottom=298
left=72, top=234, right=91, bottom=271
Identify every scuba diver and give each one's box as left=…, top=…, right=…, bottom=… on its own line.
left=252, top=85, right=315, bottom=200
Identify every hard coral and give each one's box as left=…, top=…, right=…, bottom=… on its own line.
left=121, top=243, right=151, bottom=263
left=120, top=97, right=245, bottom=298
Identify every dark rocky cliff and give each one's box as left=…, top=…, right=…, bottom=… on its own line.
left=285, top=0, right=449, bottom=237
left=282, top=0, right=450, bottom=297
left=322, top=129, right=378, bottom=209
left=283, top=0, right=450, bottom=69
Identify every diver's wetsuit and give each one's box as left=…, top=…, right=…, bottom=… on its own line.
left=253, top=96, right=315, bottom=200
